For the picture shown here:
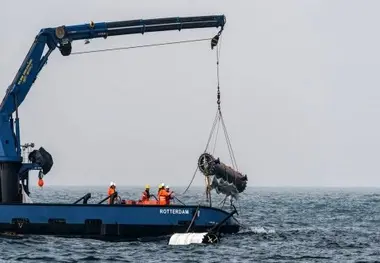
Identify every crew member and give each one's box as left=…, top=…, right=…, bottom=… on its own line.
left=158, top=183, right=165, bottom=196
left=165, top=185, right=174, bottom=205
left=158, top=183, right=168, bottom=205
left=108, top=182, right=116, bottom=204
left=140, top=185, right=151, bottom=203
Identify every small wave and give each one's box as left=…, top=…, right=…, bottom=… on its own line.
left=267, top=255, right=332, bottom=260
left=78, top=255, right=101, bottom=261
left=249, top=226, right=276, bottom=234
left=239, top=225, right=276, bottom=234
left=14, top=256, right=59, bottom=261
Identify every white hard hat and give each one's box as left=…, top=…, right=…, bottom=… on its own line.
left=110, top=181, right=115, bottom=186
left=165, top=185, right=170, bottom=189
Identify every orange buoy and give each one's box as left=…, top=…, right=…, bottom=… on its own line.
left=38, top=178, right=44, bottom=188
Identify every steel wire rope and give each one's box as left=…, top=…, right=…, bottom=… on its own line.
left=71, top=38, right=212, bottom=55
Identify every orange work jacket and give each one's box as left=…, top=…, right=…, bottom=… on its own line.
left=141, top=190, right=150, bottom=202
left=108, top=187, right=115, bottom=204
left=158, top=189, right=169, bottom=205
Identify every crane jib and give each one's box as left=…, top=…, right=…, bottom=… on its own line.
left=0, top=15, right=226, bottom=166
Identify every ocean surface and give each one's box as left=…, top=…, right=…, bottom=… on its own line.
left=1, top=186, right=379, bottom=263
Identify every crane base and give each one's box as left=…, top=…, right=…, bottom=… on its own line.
left=0, top=162, right=21, bottom=203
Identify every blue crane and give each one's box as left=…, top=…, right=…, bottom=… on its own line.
left=0, top=15, right=225, bottom=203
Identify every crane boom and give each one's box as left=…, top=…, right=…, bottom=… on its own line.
left=0, top=15, right=226, bottom=163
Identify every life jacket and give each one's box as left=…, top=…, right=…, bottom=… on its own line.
left=108, top=187, right=115, bottom=196
left=158, top=189, right=168, bottom=205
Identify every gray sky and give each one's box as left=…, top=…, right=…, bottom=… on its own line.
left=1, top=0, right=380, bottom=187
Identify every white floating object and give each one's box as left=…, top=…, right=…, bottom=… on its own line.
left=168, top=232, right=219, bottom=245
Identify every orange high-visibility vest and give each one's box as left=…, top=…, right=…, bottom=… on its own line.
left=158, top=189, right=168, bottom=205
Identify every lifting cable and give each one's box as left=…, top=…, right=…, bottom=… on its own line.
left=71, top=38, right=212, bottom=55
left=182, top=30, right=239, bottom=195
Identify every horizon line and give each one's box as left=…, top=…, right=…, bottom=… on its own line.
left=32, top=184, right=380, bottom=189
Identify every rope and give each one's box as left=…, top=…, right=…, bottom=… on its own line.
left=215, top=39, right=238, bottom=171
left=216, top=48, right=221, bottom=111
left=173, top=196, right=186, bottom=205
left=204, top=109, right=221, bottom=153
left=212, top=114, right=221, bottom=154
left=220, top=110, right=238, bottom=170
left=71, top=38, right=212, bottom=55
left=186, top=205, right=200, bottom=233
left=181, top=166, right=198, bottom=195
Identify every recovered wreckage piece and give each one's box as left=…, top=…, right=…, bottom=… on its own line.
left=198, top=153, right=247, bottom=198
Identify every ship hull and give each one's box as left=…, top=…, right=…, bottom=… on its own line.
left=0, top=203, right=240, bottom=240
